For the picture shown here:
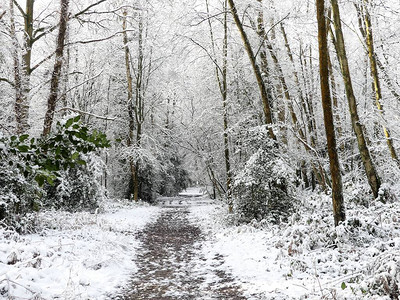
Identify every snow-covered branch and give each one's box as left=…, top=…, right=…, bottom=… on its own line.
left=57, top=107, right=117, bottom=121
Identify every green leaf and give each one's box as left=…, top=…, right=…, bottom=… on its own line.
left=341, top=282, right=347, bottom=290
left=10, top=136, right=17, bottom=141
left=71, top=152, right=79, bottom=160
left=17, top=145, right=29, bottom=152
left=19, top=134, right=29, bottom=142
left=35, top=175, right=45, bottom=187
left=73, top=115, right=81, bottom=122
left=77, top=159, right=86, bottom=166
left=46, top=175, right=55, bottom=185
left=65, top=118, right=74, bottom=128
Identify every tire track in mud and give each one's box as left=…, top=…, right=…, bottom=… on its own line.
left=111, top=197, right=248, bottom=300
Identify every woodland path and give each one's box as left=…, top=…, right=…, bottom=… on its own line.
left=111, top=190, right=254, bottom=300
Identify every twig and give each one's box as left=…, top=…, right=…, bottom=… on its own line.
left=0, top=77, right=14, bottom=87
left=0, top=278, right=37, bottom=295
left=0, top=123, right=13, bottom=134
left=57, top=107, right=117, bottom=121
left=57, top=70, right=103, bottom=100
left=68, top=30, right=136, bottom=45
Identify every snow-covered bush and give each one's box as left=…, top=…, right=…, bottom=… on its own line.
left=232, top=126, right=297, bottom=224
left=0, top=116, right=110, bottom=231
left=0, top=165, right=42, bottom=232
left=44, top=154, right=105, bottom=211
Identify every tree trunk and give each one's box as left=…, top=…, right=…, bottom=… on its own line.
left=9, top=0, right=25, bottom=134
left=227, top=0, right=276, bottom=140
left=316, top=0, right=345, bottom=226
left=42, top=0, right=69, bottom=136
left=11, top=0, right=33, bottom=134
left=133, top=14, right=145, bottom=202
left=221, top=0, right=232, bottom=211
left=122, top=9, right=139, bottom=201
left=205, top=0, right=232, bottom=209
left=357, top=2, right=399, bottom=164
left=330, top=0, right=381, bottom=199
left=255, top=0, right=285, bottom=141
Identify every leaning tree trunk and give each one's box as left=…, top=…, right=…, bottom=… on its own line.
left=316, top=0, right=345, bottom=226
left=357, top=2, right=400, bottom=165
left=227, top=0, right=276, bottom=140
left=330, top=0, right=381, bottom=199
left=42, top=0, right=69, bottom=136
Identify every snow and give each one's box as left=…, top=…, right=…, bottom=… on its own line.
left=189, top=190, right=400, bottom=299
left=0, top=201, right=160, bottom=299
left=2, top=188, right=400, bottom=299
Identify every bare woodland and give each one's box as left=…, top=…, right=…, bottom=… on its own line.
left=1, top=0, right=400, bottom=228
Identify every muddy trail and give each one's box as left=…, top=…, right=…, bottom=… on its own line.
left=111, top=195, right=249, bottom=300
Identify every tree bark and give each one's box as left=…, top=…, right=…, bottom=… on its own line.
left=9, top=0, right=25, bottom=134
left=316, top=0, right=345, bottom=226
left=357, top=2, right=399, bottom=164
left=330, top=0, right=381, bottom=198
left=122, top=9, right=139, bottom=201
left=11, top=0, right=33, bottom=133
left=205, top=0, right=232, bottom=205
left=227, top=0, right=276, bottom=140
left=42, top=0, right=69, bottom=136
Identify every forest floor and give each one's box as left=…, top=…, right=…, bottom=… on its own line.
left=1, top=187, right=400, bottom=299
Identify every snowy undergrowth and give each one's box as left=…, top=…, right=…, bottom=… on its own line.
left=0, top=199, right=160, bottom=300
left=190, top=191, right=400, bottom=299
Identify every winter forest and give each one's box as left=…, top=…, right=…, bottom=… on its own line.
left=1, top=0, right=400, bottom=298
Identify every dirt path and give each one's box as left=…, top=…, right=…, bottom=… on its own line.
left=111, top=195, right=248, bottom=300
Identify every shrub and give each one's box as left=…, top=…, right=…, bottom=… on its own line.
left=233, top=126, right=297, bottom=224
left=0, top=116, right=110, bottom=230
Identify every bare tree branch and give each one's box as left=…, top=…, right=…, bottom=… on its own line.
left=12, top=0, right=25, bottom=17
left=0, top=10, right=6, bottom=20
left=68, top=29, right=135, bottom=45
left=30, top=51, right=55, bottom=73
left=57, top=107, right=117, bottom=121
left=72, top=0, right=107, bottom=19
left=183, top=36, right=224, bottom=75
left=0, top=77, right=15, bottom=87
left=57, top=70, right=102, bottom=100
left=253, top=13, right=290, bottom=59
left=33, top=0, right=108, bottom=43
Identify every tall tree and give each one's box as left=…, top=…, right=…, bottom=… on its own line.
left=43, top=0, right=70, bottom=136
left=9, top=0, right=25, bottom=134
left=122, top=9, right=139, bottom=201
left=227, top=0, right=276, bottom=140
left=205, top=0, right=232, bottom=209
left=330, top=0, right=381, bottom=198
left=316, top=0, right=345, bottom=226
left=355, top=1, right=400, bottom=165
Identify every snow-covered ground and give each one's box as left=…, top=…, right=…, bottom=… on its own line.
left=2, top=188, right=400, bottom=299
left=189, top=190, right=400, bottom=299
left=0, top=201, right=160, bottom=299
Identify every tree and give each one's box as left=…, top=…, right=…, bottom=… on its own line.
left=122, top=9, right=139, bottom=201
left=227, top=0, right=276, bottom=140
left=330, top=0, right=381, bottom=199
left=205, top=0, right=232, bottom=209
left=42, top=0, right=70, bottom=136
left=316, top=0, right=345, bottom=226
left=354, top=1, right=400, bottom=166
